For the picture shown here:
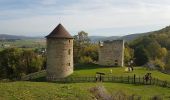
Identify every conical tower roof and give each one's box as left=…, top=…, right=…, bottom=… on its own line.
left=46, top=24, right=73, bottom=39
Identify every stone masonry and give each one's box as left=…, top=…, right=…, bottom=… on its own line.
left=46, top=24, right=73, bottom=81
left=98, top=40, right=124, bottom=67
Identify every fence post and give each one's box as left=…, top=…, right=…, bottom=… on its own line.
left=112, top=76, right=115, bottom=82
left=150, top=77, right=152, bottom=85
left=134, top=74, right=136, bottom=84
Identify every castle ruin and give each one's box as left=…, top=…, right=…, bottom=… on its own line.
left=46, top=24, right=73, bottom=81
left=98, top=40, right=124, bottom=67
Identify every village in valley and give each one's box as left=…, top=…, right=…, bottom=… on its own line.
left=0, top=0, right=170, bottom=100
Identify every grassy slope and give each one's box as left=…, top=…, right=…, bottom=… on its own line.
left=0, top=82, right=93, bottom=100
left=71, top=64, right=170, bottom=82
left=0, top=82, right=170, bottom=100
left=1, top=64, right=170, bottom=100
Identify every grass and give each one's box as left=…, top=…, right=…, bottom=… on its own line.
left=0, top=82, right=92, bottom=100
left=71, top=64, right=170, bottom=82
left=0, top=82, right=170, bottom=100
left=1, top=64, right=170, bottom=100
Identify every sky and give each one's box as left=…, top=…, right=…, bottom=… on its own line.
left=0, top=0, right=170, bottom=36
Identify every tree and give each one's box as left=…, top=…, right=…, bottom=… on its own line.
left=0, top=48, right=45, bottom=79
left=134, top=46, right=149, bottom=66
left=77, top=31, right=90, bottom=44
left=165, top=51, right=170, bottom=70
left=124, top=46, right=134, bottom=65
left=145, top=40, right=161, bottom=60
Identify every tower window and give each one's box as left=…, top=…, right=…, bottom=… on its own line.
left=68, top=63, right=70, bottom=66
left=68, top=49, right=71, bottom=55
left=69, top=40, right=71, bottom=43
left=115, top=60, right=118, bottom=66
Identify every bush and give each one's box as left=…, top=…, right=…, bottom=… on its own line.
left=150, top=95, right=163, bottom=100
left=79, top=56, right=93, bottom=64
left=153, top=59, right=165, bottom=70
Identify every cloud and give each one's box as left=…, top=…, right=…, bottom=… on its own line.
left=0, top=0, right=170, bottom=36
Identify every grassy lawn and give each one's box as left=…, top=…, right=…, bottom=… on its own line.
left=1, top=64, right=170, bottom=100
left=71, top=64, right=170, bottom=82
left=0, top=82, right=170, bottom=100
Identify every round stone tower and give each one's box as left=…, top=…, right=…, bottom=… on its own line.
left=46, top=24, right=73, bottom=81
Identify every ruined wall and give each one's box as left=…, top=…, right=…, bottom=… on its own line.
left=46, top=38, right=73, bottom=80
left=98, top=40, right=124, bottom=67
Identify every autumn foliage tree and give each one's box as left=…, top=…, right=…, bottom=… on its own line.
left=0, top=48, right=45, bottom=79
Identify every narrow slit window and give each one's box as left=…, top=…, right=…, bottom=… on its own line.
left=68, top=49, right=71, bottom=55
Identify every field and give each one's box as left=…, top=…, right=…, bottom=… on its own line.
left=71, top=64, right=170, bottom=81
left=0, top=82, right=170, bottom=100
left=0, top=39, right=46, bottom=50
left=1, top=64, right=170, bottom=100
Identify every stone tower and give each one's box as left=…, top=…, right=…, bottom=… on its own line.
left=98, top=40, right=124, bottom=67
left=46, top=24, right=73, bottom=81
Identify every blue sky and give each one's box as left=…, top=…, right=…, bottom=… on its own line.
left=0, top=0, right=170, bottom=36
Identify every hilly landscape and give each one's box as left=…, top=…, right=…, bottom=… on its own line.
left=0, top=26, right=164, bottom=42
left=0, top=26, right=170, bottom=100
left=0, top=31, right=151, bottom=42
left=0, top=33, right=148, bottom=42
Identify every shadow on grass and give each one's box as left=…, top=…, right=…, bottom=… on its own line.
left=74, top=63, right=119, bottom=70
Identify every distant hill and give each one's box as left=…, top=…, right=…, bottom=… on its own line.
left=89, top=36, right=120, bottom=42
left=149, top=25, right=170, bottom=35
left=121, top=26, right=170, bottom=41
left=89, top=33, right=150, bottom=42
left=0, top=34, right=29, bottom=40
left=0, top=34, right=43, bottom=40
left=89, top=26, right=170, bottom=42
left=1, top=25, right=169, bottom=42
left=120, top=33, right=151, bottom=41
left=130, top=25, right=170, bottom=49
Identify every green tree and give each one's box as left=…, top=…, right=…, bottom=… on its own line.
left=0, top=48, right=45, bottom=79
left=134, top=46, right=149, bottom=66
left=165, top=51, right=170, bottom=70
left=124, top=46, right=134, bottom=65
left=145, top=41, right=161, bottom=60
left=73, top=31, right=98, bottom=64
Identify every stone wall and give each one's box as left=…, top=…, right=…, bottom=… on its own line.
left=46, top=38, right=73, bottom=80
left=98, top=40, right=124, bottom=67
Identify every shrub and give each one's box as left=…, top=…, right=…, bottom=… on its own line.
left=150, top=95, right=163, bottom=100
left=153, top=59, right=165, bottom=70
left=79, top=56, right=93, bottom=64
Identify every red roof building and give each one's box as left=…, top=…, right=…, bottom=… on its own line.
left=46, top=24, right=73, bottom=39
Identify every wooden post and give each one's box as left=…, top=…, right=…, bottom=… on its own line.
left=134, top=74, right=136, bottom=84
left=128, top=76, right=129, bottom=83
